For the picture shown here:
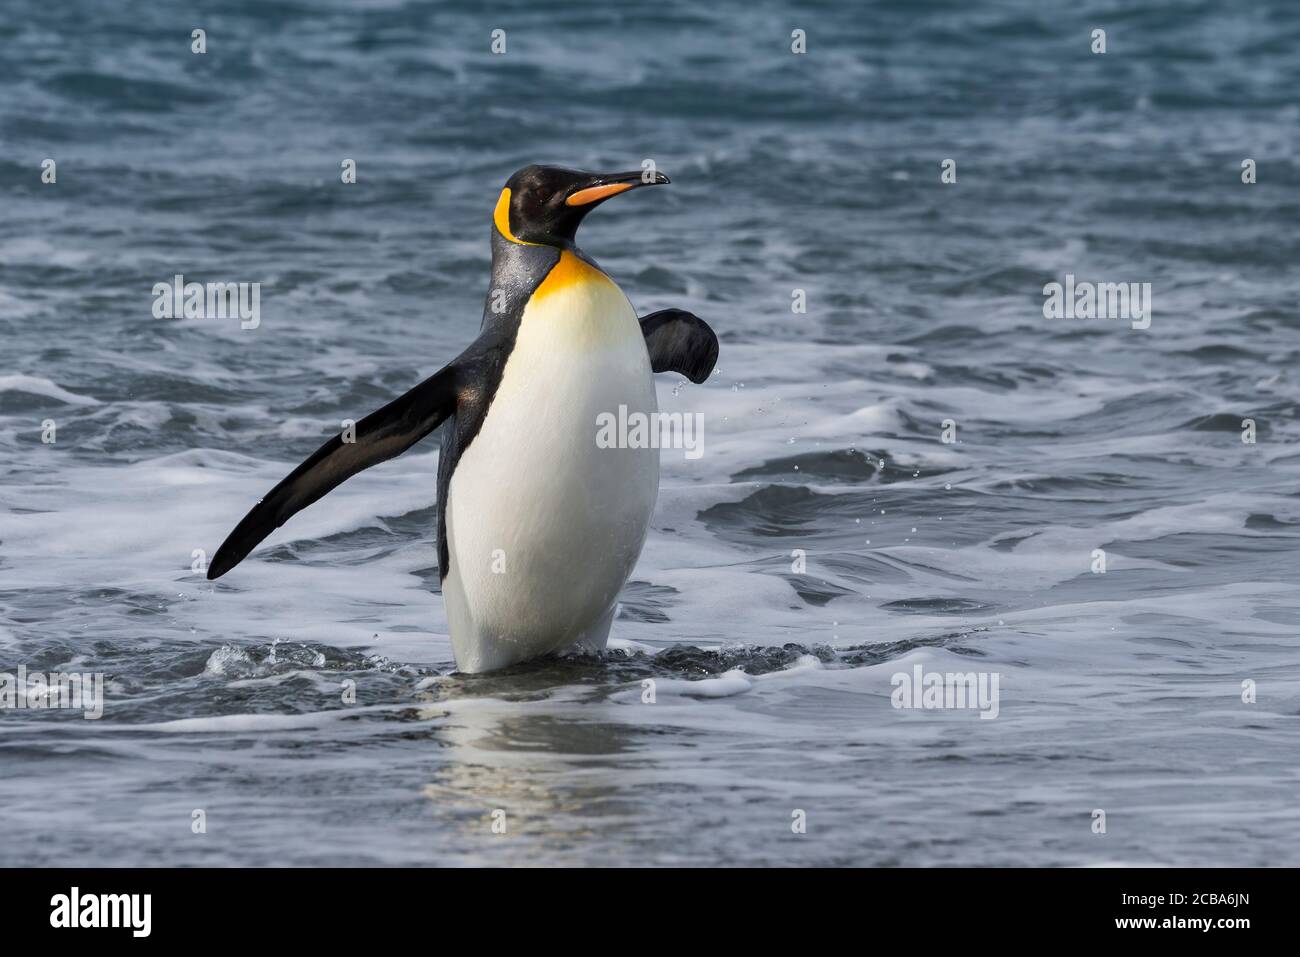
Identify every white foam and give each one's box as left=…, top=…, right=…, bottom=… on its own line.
left=0, top=374, right=101, bottom=406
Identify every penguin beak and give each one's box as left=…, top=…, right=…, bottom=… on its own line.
left=565, top=170, right=670, bottom=207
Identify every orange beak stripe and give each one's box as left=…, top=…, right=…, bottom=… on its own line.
left=565, top=182, right=636, bottom=206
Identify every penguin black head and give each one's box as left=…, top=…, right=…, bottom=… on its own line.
left=494, top=165, right=670, bottom=248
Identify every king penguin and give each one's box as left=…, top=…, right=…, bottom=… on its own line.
left=206, top=165, right=719, bottom=673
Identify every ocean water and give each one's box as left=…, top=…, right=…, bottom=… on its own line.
left=2, top=0, right=1299, bottom=866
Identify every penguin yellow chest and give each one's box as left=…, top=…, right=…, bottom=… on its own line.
left=442, top=252, right=660, bottom=672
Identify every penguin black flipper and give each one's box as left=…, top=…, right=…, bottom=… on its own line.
left=639, top=309, right=719, bottom=384
left=206, top=363, right=461, bottom=580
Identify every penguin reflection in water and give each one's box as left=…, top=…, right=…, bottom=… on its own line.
left=208, top=166, right=718, bottom=673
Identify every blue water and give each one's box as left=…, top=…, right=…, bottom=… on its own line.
left=1, top=0, right=1298, bottom=865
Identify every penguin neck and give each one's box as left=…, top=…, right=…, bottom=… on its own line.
left=488, top=229, right=608, bottom=282
left=489, top=227, right=593, bottom=264
left=481, top=230, right=568, bottom=334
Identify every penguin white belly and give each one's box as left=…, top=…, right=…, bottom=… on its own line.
left=442, top=252, right=659, bottom=673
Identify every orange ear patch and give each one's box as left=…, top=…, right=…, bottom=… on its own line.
left=565, top=182, right=635, bottom=206
left=494, top=188, right=523, bottom=243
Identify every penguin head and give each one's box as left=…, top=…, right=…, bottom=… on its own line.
left=494, top=165, right=670, bottom=247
